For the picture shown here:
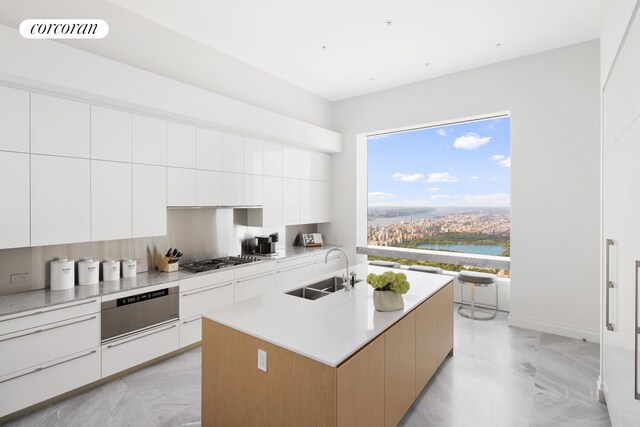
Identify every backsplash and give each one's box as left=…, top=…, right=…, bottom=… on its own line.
left=0, top=208, right=316, bottom=295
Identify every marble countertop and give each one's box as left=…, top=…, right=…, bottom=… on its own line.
left=0, top=246, right=339, bottom=318
left=203, top=265, right=453, bottom=367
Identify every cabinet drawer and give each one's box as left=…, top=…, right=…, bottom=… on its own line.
left=0, top=348, right=100, bottom=418
left=235, top=272, right=276, bottom=302
left=275, top=253, right=316, bottom=270
left=180, top=282, right=234, bottom=319
left=275, top=263, right=313, bottom=291
left=180, top=270, right=234, bottom=293
left=0, top=298, right=100, bottom=336
left=102, top=322, right=179, bottom=378
left=180, top=316, right=202, bottom=348
left=234, top=261, right=275, bottom=280
left=0, top=313, right=100, bottom=377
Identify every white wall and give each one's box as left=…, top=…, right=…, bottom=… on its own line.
left=0, top=0, right=333, bottom=130
left=325, top=40, right=601, bottom=342
left=0, top=24, right=341, bottom=153
left=601, top=0, right=639, bottom=85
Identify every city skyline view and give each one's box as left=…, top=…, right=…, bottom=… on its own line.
left=368, top=115, right=510, bottom=208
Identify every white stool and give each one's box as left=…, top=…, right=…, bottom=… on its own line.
left=457, top=271, right=498, bottom=320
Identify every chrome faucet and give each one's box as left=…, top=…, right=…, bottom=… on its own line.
left=325, top=248, right=352, bottom=291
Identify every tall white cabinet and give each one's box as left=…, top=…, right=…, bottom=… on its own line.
left=601, top=3, right=640, bottom=423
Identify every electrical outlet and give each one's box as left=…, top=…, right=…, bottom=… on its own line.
left=10, top=273, right=29, bottom=285
left=257, top=349, right=267, bottom=372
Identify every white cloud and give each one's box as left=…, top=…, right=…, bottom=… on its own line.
left=391, top=172, right=424, bottom=182
left=453, top=133, right=491, bottom=150
left=470, top=176, right=480, bottom=181
left=429, top=193, right=509, bottom=206
left=426, top=172, right=459, bottom=183
left=436, top=128, right=447, bottom=136
left=498, top=157, right=511, bottom=168
left=491, top=176, right=499, bottom=181
left=490, top=154, right=505, bottom=161
left=427, top=187, right=439, bottom=192
left=368, top=192, right=394, bottom=200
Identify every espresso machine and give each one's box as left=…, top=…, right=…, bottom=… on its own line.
left=255, top=233, right=278, bottom=256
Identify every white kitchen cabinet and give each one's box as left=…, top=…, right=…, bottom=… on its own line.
left=283, top=146, right=301, bottom=178
left=235, top=271, right=276, bottom=302
left=167, top=167, right=197, bottom=206
left=0, top=348, right=101, bottom=418
left=316, top=180, right=332, bottom=223
left=315, top=251, right=343, bottom=277
left=283, top=178, right=301, bottom=225
left=167, top=122, right=197, bottom=168
left=221, top=133, right=244, bottom=173
left=31, top=93, right=90, bottom=158
left=299, top=149, right=313, bottom=180
left=300, top=180, right=312, bottom=224
left=0, top=152, right=29, bottom=249
left=196, top=128, right=222, bottom=171
left=102, top=322, right=179, bottom=378
left=179, top=316, right=202, bottom=348
left=0, top=85, right=29, bottom=153
left=275, top=256, right=316, bottom=291
left=247, top=176, right=283, bottom=227
left=31, top=155, right=90, bottom=246
left=262, top=141, right=283, bottom=177
left=91, top=161, right=132, bottom=241
left=132, top=114, right=166, bottom=166
left=243, top=137, right=263, bottom=175
left=90, top=106, right=132, bottom=162
left=133, top=164, right=167, bottom=238
left=180, top=281, right=234, bottom=320
left=197, top=170, right=222, bottom=206
left=221, top=172, right=244, bottom=206
left=313, top=152, right=332, bottom=182
left=243, top=174, right=262, bottom=206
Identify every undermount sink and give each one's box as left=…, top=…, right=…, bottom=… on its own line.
left=285, top=276, right=363, bottom=300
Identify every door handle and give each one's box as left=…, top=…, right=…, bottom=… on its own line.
left=606, top=239, right=615, bottom=331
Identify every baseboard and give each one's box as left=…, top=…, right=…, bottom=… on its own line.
left=508, top=313, right=600, bottom=343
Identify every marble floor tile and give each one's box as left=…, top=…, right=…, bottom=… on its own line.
left=7, top=307, right=609, bottom=427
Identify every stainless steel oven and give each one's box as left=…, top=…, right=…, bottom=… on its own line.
left=101, top=284, right=179, bottom=343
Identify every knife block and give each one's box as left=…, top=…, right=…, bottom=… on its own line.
left=158, top=256, right=179, bottom=273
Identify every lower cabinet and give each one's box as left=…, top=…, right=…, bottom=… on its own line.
left=415, top=295, right=438, bottom=395
left=436, top=283, right=454, bottom=364
left=102, top=322, right=179, bottom=378
left=235, top=272, right=276, bottom=302
left=180, top=316, right=202, bottom=348
left=385, top=312, right=416, bottom=427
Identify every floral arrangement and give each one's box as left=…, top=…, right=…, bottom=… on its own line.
left=366, top=271, right=410, bottom=294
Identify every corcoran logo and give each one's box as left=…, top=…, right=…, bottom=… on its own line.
left=19, top=19, right=109, bottom=39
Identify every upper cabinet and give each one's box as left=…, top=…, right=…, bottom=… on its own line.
left=262, top=141, right=283, bottom=177
left=298, top=149, right=312, bottom=180
left=132, top=114, right=166, bottom=166
left=196, top=128, right=221, bottom=171
left=31, top=93, right=90, bottom=158
left=313, top=152, right=332, bottom=182
left=283, top=146, right=302, bottom=178
left=0, top=151, right=30, bottom=249
left=91, top=106, right=132, bottom=162
left=133, top=164, right=167, bottom=238
left=91, top=160, right=132, bottom=241
left=0, top=86, right=29, bottom=153
left=167, top=122, right=197, bottom=168
left=221, top=133, right=243, bottom=173
left=243, top=138, right=263, bottom=175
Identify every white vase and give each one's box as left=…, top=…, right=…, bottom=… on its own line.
left=373, top=290, right=404, bottom=311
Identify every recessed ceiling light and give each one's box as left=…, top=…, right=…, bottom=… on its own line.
left=425, top=62, right=430, bottom=66
left=369, top=77, right=374, bottom=81
left=321, top=45, right=327, bottom=50
left=385, top=20, right=392, bottom=26
left=495, top=42, right=502, bottom=47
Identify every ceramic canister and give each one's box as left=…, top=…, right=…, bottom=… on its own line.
left=50, top=259, right=75, bottom=291
left=121, top=259, right=137, bottom=278
left=78, top=259, right=100, bottom=285
left=102, top=260, right=120, bottom=282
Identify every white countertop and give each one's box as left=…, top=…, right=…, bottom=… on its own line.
left=203, top=266, right=453, bottom=367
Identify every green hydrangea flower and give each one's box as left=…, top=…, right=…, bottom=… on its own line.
left=367, top=271, right=410, bottom=294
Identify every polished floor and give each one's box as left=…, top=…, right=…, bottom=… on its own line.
left=6, top=308, right=609, bottom=427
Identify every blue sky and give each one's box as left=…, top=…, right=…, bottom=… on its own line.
left=368, top=116, right=510, bottom=207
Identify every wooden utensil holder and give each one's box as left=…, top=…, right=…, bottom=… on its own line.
left=158, top=256, right=179, bottom=273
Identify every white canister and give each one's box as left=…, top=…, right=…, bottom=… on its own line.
left=121, top=259, right=137, bottom=278
left=50, top=259, right=75, bottom=291
left=78, top=260, right=99, bottom=286
left=102, top=260, right=120, bottom=282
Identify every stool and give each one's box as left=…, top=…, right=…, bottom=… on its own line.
left=369, top=260, right=401, bottom=268
left=408, top=265, right=443, bottom=274
left=457, top=271, right=498, bottom=320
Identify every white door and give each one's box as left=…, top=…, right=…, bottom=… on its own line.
left=317, top=181, right=332, bottom=223
left=243, top=174, right=262, bottom=206
left=243, top=138, right=263, bottom=175
left=197, top=170, right=222, bottom=206
left=133, top=164, right=167, bottom=238
left=0, top=85, right=29, bottom=153
left=196, top=128, right=221, bottom=171
left=283, top=146, right=301, bottom=178
left=300, top=180, right=312, bottom=224
left=167, top=122, right=197, bottom=168
left=262, top=141, right=283, bottom=177
left=221, top=172, right=244, bottom=206
left=132, top=114, right=166, bottom=166
left=91, top=106, right=132, bottom=162
left=262, top=176, right=283, bottom=227
left=31, top=155, right=91, bottom=246
left=0, top=151, right=29, bottom=249
left=31, top=93, right=90, bottom=158
left=220, top=133, right=244, bottom=173
left=167, top=167, right=197, bottom=206
left=283, top=178, right=300, bottom=225
left=91, top=161, right=132, bottom=241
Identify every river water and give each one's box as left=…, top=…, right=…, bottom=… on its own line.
left=416, top=243, right=505, bottom=256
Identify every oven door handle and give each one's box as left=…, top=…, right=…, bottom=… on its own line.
left=105, top=324, right=177, bottom=349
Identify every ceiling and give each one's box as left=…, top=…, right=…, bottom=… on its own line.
left=108, top=0, right=600, bottom=101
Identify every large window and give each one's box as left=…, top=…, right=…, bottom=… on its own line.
left=367, top=115, right=510, bottom=275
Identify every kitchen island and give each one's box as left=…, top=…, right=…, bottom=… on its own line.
left=202, top=266, right=454, bottom=426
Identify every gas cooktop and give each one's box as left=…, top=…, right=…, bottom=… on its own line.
left=180, top=255, right=262, bottom=273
